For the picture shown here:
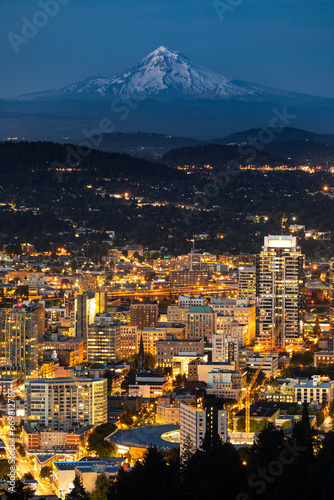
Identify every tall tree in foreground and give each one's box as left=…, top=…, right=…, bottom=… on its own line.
left=110, top=446, right=177, bottom=500
left=91, top=474, right=111, bottom=500
left=3, top=481, right=35, bottom=500
left=65, top=475, right=90, bottom=500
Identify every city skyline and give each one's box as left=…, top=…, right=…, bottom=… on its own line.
left=1, top=0, right=334, bottom=496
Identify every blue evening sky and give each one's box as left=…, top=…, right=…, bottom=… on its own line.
left=0, top=0, right=333, bottom=98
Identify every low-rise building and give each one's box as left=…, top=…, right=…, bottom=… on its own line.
left=42, top=337, right=87, bottom=363
left=108, top=395, right=142, bottom=414
left=258, top=378, right=299, bottom=403
left=178, top=295, right=206, bottom=307
left=314, top=350, right=334, bottom=367
left=206, top=369, right=243, bottom=400
left=157, top=336, right=205, bottom=368
left=295, top=376, right=334, bottom=405
left=172, top=352, right=208, bottom=378
left=246, top=357, right=279, bottom=378
left=53, top=458, right=124, bottom=498
left=188, top=359, right=236, bottom=383
left=22, top=423, right=93, bottom=452
left=233, top=404, right=280, bottom=431
left=128, top=374, right=169, bottom=398
left=156, top=405, right=180, bottom=425
left=169, top=271, right=209, bottom=288
left=107, top=425, right=180, bottom=461
left=156, top=322, right=186, bottom=340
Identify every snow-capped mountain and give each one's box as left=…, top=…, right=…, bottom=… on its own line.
left=6, top=46, right=333, bottom=140
left=25, top=46, right=290, bottom=100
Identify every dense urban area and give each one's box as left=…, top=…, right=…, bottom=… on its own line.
left=0, top=170, right=333, bottom=499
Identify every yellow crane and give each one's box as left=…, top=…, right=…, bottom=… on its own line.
left=239, top=314, right=287, bottom=433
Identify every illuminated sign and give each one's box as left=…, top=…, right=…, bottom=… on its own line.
left=53, top=445, right=78, bottom=451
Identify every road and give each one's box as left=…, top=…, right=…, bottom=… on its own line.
left=1, top=432, right=52, bottom=495
left=107, top=282, right=238, bottom=299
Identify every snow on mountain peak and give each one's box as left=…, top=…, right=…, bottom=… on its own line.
left=30, top=47, right=283, bottom=100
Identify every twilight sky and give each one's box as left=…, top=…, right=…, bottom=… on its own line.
left=0, top=0, right=333, bottom=99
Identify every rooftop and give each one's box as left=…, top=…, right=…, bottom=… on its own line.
left=107, top=424, right=180, bottom=450
left=54, top=459, right=123, bottom=471
left=187, top=306, right=214, bottom=313
left=295, top=381, right=333, bottom=388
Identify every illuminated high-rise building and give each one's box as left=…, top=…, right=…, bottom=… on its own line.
left=75, top=291, right=107, bottom=338
left=186, top=306, right=216, bottom=342
left=25, top=377, right=107, bottom=431
left=256, top=235, right=305, bottom=347
left=329, top=259, right=334, bottom=336
left=188, top=251, right=201, bottom=271
left=180, top=392, right=227, bottom=455
left=87, top=313, right=121, bottom=364
left=130, top=302, right=158, bottom=329
left=0, top=303, right=44, bottom=379
left=238, top=265, right=256, bottom=300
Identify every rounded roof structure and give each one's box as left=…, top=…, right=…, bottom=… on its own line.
left=107, top=425, right=180, bottom=451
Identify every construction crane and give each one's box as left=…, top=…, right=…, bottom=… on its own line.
left=271, top=313, right=288, bottom=350
left=239, top=314, right=288, bottom=433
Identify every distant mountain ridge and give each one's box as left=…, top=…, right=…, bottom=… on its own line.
left=95, top=128, right=334, bottom=166
left=159, top=143, right=288, bottom=169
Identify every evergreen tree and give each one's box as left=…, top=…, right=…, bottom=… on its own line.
left=180, top=432, right=246, bottom=500
left=248, top=421, right=285, bottom=472
left=110, top=446, right=175, bottom=500
left=313, top=317, right=321, bottom=337
left=273, top=404, right=317, bottom=500
left=314, top=431, right=334, bottom=500
left=91, top=474, right=110, bottom=500
left=65, top=475, right=90, bottom=500
left=292, top=403, right=315, bottom=454
left=328, top=399, right=334, bottom=419
left=3, top=481, right=35, bottom=500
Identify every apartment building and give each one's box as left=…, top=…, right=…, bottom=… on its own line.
left=25, top=378, right=107, bottom=431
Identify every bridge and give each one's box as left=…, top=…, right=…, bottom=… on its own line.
left=107, top=282, right=238, bottom=300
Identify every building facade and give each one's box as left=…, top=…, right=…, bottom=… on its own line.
left=295, top=376, right=334, bottom=405
left=87, top=313, right=121, bottom=364
left=169, top=271, right=209, bottom=288
left=0, top=304, right=44, bottom=379
left=238, top=265, right=256, bottom=300
left=256, top=235, right=305, bottom=347
left=206, top=369, right=243, bottom=400
left=186, top=306, right=216, bottom=342
left=130, top=303, right=158, bottom=329
left=75, top=293, right=96, bottom=339
left=330, top=259, right=334, bottom=336
left=25, top=378, right=107, bottom=431
left=156, top=336, right=204, bottom=368
left=180, top=393, right=228, bottom=455
left=119, top=325, right=138, bottom=360
left=212, top=334, right=239, bottom=367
